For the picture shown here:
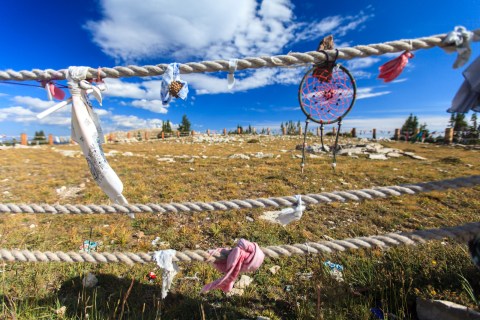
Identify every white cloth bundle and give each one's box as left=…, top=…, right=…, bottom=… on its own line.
left=67, top=66, right=128, bottom=205
left=153, top=249, right=179, bottom=299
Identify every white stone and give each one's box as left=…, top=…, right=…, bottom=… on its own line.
left=82, top=273, right=98, bottom=288
left=229, top=154, right=250, bottom=160
left=368, top=154, right=388, bottom=160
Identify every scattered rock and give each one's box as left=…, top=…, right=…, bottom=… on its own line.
left=82, top=273, right=98, bottom=288
left=246, top=216, right=254, bottom=222
left=157, top=157, right=175, bottom=163
left=56, top=185, right=84, bottom=199
left=235, top=275, right=253, bottom=289
left=251, top=152, right=274, bottom=158
left=229, top=153, right=250, bottom=160
left=416, top=298, right=480, bottom=320
left=269, top=265, right=281, bottom=274
left=387, top=152, right=402, bottom=158
left=122, top=152, right=134, bottom=156
left=368, top=154, right=388, bottom=160
left=29, top=224, right=36, bottom=229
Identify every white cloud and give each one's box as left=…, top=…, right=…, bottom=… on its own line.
left=110, top=115, right=164, bottom=130
left=131, top=99, right=168, bottom=113
left=12, top=96, right=56, bottom=110
left=86, top=0, right=372, bottom=62
left=356, top=87, right=391, bottom=100
left=184, top=67, right=305, bottom=94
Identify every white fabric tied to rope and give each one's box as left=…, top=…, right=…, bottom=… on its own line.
left=442, top=26, right=474, bottom=69
left=259, top=195, right=306, bottom=226
left=153, top=249, right=179, bottom=299
left=160, top=63, right=189, bottom=105
left=65, top=66, right=128, bottom=206
left=227, top=59, right=238, bottom=89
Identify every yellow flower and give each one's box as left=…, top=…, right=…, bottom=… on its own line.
left=431, top=289, right=437, bottom=295
left=432, top=260, right=437, bottom=266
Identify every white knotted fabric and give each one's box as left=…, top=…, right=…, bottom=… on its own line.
left=227, top=59, right=238, bottom=90
left=153, top=249, right=179, bottom=299
left=259, top=195, right=306, bottom=226
left=442, top=26, right=474, bottom=69
left=66, top=66, right=128, bottom=205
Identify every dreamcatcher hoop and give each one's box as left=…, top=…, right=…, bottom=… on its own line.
left=298, top=63, right=356, bottom=124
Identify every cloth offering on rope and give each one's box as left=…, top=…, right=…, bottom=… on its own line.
left=378, top=51, right=413, bottom=82
left=66, top=66, right=128, bottom=205
left=201, top=239, right=265, bottom=293
left=442, top=26, right=474, bottom=69
left=153, top=249, right=179, bottom=298
left=227, top=59, right=238, bottom=89
left=259, top=195, right=306, bottom=226
left=41, top=81, right=66, bottom=101
left=448, top=55, right=480, bottom=113
left=160, top=63, right=189, bottom=105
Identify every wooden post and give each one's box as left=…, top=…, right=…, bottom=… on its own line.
left=445, top=127, right=454, bottom=144
left=177, top=131, right=180, bottom=137
left=267, top=128, right=270, bottom=135
left=223, top=128, right=227, bottom=136
left=237, top=127, right=241, bottom=134
left=282, top=127, right=286, bottom=135
left=332, top=127, right=336, bottom=136
left=252, top=127, right=256, bottom=134
left=127, top=132, right=131, bottom=139
left=48, top=134, right=53, bottom=145
left=144, top=131, right=148, bottom=140
left=207, top=129, right=210, bottom=136
left=191, top=130, right=195, bottom=136
left=298, top=126, right=302, bottom=136
left=20, top=133, right=27, bottom=145
left=161, top=131, right=165, bottom=140
left=372, top=128, right=377, bottom=140
left=351, top=128, right=356, bottom=138
left=394, top=128, right=400, bottom=141
left=316, top=127, right=320, bottom=136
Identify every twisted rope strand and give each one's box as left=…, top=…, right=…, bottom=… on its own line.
left=0, top=175, right=478, bottom=215
left=0, top=29, right=479, bottom=81
left=0, top=221, right=478, bottom=265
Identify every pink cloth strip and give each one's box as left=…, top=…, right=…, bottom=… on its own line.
left=378, top=51, right=414, bottom=83
left=201, top=239, right=265, bottom=293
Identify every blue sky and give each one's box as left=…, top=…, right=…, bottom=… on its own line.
left=0, top=0, right=479, bottom=138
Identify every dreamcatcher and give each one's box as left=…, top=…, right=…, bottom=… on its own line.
left=298, top=37, right=357, bottom=172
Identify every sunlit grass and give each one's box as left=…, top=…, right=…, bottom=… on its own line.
left=0, top=135, right=479, bottom=319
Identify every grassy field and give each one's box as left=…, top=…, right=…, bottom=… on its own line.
left=0, top=134, right=479, bottom=319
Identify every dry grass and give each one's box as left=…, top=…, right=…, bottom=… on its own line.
left=0, top=135, right=479, bottom=319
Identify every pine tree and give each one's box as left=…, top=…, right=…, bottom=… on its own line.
left=454, top=113, right=468, bottom=131
left=471, top=113, right=478, bottom=131
left=449, top=113, right=456, bottom=128
left=178, top=114, right=191, bottom=132
left=401, top=113, right=418, bottom=134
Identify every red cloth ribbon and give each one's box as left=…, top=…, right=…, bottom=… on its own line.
left=41, top=81, right=66, bottom=100
left=201, top=239, right=265, bottom=293
left=378, top=51, right=414, bottom=83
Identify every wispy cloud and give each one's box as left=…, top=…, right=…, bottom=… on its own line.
left=356, top=87, right=391, bottom=100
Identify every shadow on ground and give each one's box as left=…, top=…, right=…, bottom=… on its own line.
left=1, top=273, right=253, bottom=319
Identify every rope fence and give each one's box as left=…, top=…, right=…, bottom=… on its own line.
left=0, top=175, right=478, bottom=215
left=0, top=221, right=478, bottom=265
left=0, top=29, right=479, bottom=81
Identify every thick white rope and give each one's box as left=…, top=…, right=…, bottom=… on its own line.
left=0, top=175, right=478, bottom=214
left=0, top=221, right=477, bottom=265
left=1, top=28, right=479, bottom=81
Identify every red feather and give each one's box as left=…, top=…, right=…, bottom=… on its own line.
left=378, top=51, right=414, bottom=82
